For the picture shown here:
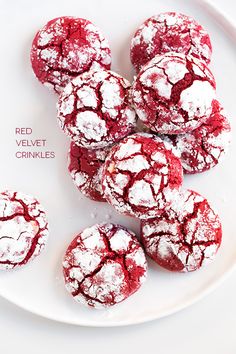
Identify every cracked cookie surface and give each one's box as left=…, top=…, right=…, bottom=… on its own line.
left=163, top=100, right=231, bottom=174
left=57, top=68, right=136, bottom=148
left=102, top=133, right=183, bottom=219
left=130, top=12, right=212, bottom=72
left=68, top=142, right=109, bottom=202
left=131, top=52, right=216, bottom=134
left=0, top=190, right=49, bottom=270
left=141, top=189, right=222, bottom=272
left=31, top=16, right=111, bottom=93
left=63, top=223, right=147, bottom=309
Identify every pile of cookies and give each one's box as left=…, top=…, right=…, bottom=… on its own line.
left=0, top=13, right=230, bottom=310
left=31, top=13, right=231, bottom=308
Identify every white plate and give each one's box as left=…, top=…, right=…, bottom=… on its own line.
left=0, top=0, right=236, bottom=327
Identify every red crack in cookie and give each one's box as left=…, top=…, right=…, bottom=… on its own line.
left=63, top=223, right=147, bottom=309
left=141, top=189, right=222, bottom=272
left=102, top=133, right=183, bottom=219
left=57, top=68, right=136, bottom=148
left=130, top=12, right=212, bottom=72
left=164, top=100, right=231, bottom=174
left=131, top=52, right=216, bottom=134
left=68, top=142, right=110, bottom=202
left=0, top=190, right=49, bottom=270
left=31, top=17, right=111, bottom=93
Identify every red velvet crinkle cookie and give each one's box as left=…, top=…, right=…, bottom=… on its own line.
left=164, top=100, right=231, bottom=174
left=31, top=17, right=111, bottom=93
left=102, top=133, right=183, bottom=219
left=131, top=52, right=216, bottom=134
left=141, top=189, right=222, bottom=272
left=68, top=142, right=110, bottom=202
left=130, top=12, right=212, bottom=72
left=57, top=68, right=136, bottom=148
left=0, top=190, right=49, bottom=270
left=63, top=223, right=147, bottom=309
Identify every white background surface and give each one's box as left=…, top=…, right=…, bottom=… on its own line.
left=0, top=0, right=236, bottom=351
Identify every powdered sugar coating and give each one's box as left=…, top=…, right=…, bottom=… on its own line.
left=141, top=189, right=222, bottom=272
left=57, top=68, right=137, bottom=148
left=68, top=142, right=110, bottom=201
left=131, top=52, right=216, bottom=134
left=164, top=100, right=231, bottom=174
left=63, top=223, right=147, bottom=309
left=102, top=133, right=183, bottom=219
left=0, top=190, right=49, bottom=270
left=31, top=17, right=111, bottom=93
left=130, top=12, right=212, bottom=72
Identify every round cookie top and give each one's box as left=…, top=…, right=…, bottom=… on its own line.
left=0, top=190, right=49, bottom=270
left=131, top=52, right=216, bottom=134
left=57, top=68, right=136, bottom=148
left=130, top=12, right=212, bottom=72
left=31, top=16, right=111, bottom=93
left=164, top=100, right=231, bottom=174
left=68, top=142, right=110, bottom=202
left=102, top=133, right=183, bottom=219
left=141, top=189, right=222, bottom=272
left=63, top=223, right=147, bottom=309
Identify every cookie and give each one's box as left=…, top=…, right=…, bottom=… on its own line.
left=164, top=100, right=231, bottom=174
left=31, top=17, right=111, bottom=93
left=141, top=189, right=222, bottom=272
left=102, top=133, right=183, bottom=219
left=131, top=52, right=216, bottom=134
left=0, top=190, right=49, bottom=270
left=130, top=12, right=212, bottom=72
left=68, top=142, right=110, bottom=202
left=57, top=68, right=136, bottom=148
left=63, top=223, right=147, bottom=309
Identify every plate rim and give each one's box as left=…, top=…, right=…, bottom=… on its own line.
left=0, top=261, right=235, bottom=326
